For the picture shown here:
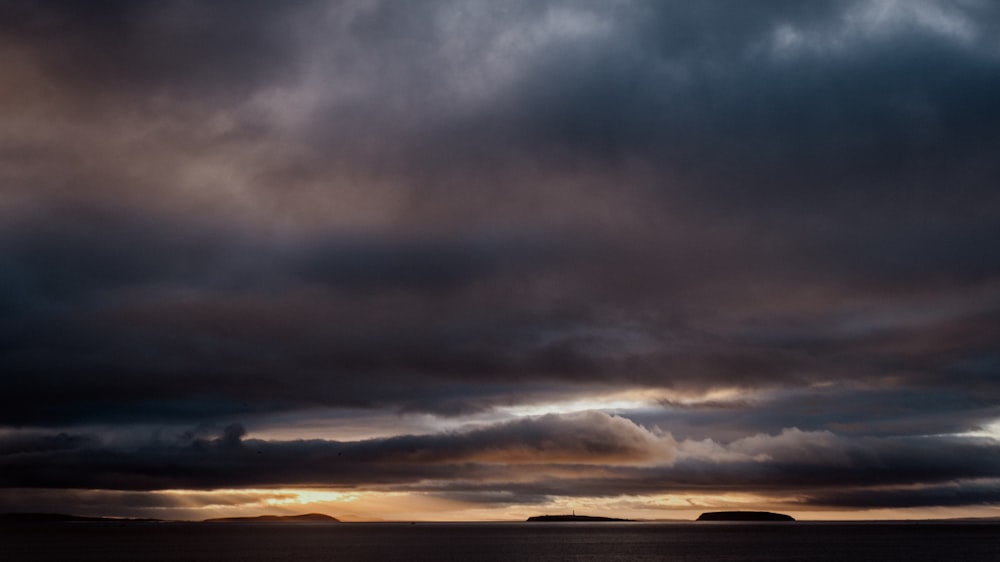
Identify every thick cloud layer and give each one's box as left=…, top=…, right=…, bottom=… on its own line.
left=0, top=413, right=671, bottom=489
left=2, top=1, right=999, bottom=517
left=3, top=419, right=998, bottom=514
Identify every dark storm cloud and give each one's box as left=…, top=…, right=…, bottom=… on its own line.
left=0, top=206, right=242, bottom=308
left=0, top=413, right=669, bottom=489
left=803, top=482, right=1000, bottom=509
left=3, top=0, right=1000, bottom=515
left=0, top=0, right=307, bottom=101
left=0, top=204, right=582, bottom=425
left=0, top=487, right=297, bottom=516
left=635, top=387, right=1000, bottom=443
left=0, top=432, right=96, bottom=456
left=401, top=433, right=1000, bottom=508
left=0, top=204, right=563, bottom=308
left=289, top=232, right=566, bottom=294
left=2, top=420, right=999, bottom=512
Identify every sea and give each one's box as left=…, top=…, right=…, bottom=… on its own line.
left=2, top=521, right=999, bottom=561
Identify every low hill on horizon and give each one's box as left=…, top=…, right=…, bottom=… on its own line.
left=697, top=511, right=795, bottom=522
left=203, top=513, right=339, bottom=523
left=527, top=514, right=633, bottom=522
left=0, top=513, right=165, bottom=524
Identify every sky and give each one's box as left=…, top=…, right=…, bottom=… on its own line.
left=2, top=0, right=1000, bottom=522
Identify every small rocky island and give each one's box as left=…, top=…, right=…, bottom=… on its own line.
left=204, top=513, right=339, bottom=523
left=527, top=514, right=632, bottom=522
left=697, top=511, right=794, bottom=522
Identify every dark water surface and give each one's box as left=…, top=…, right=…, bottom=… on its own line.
left=3, top=522, right=999, bottom=561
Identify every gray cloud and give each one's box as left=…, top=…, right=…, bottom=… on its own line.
left=803, top=481, right=1000, bottom=509
left=3, top=420, right=998, bottom=510
left=0, top=413, right=671, bottom=490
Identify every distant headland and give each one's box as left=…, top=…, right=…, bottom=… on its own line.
left=697, top=511, right=794, bottom=522
left=204, top=513, right=339, bottom=523
left=0, top=512, right=340, bottom=525
left=527, top=514, right=633, bottom=522
left=0, top=513, right=164, bottom=524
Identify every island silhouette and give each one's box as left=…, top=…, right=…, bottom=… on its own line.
left=697, top=511, right=794, bottom=521
left=0, top=512, right=340, bottom=525
left=527, top=514, right=632, bottom=522
left=204, top=513, right=339, bottom=523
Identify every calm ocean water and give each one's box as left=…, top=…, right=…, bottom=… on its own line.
left=2, top=522, right=999, bottom=561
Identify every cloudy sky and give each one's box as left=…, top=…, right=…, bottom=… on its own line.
left=2, top=0, right=1000, bottom=521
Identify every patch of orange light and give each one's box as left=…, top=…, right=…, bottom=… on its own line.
left=498, top=387, right=757, bottom=417
left=263, top=489, right=361, bottom=505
